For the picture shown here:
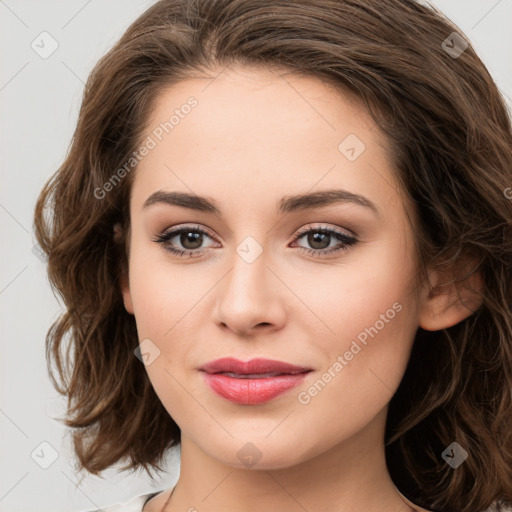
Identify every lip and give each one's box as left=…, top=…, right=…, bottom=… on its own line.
left=199, top=358, right=313, bottom=405
left=200, top=357, right=312, bottom=375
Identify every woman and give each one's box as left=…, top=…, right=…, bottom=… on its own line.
left=33, top=0, right=512, bottom=511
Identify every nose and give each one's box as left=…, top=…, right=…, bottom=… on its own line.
left=213, top=250, right=287, bottom=337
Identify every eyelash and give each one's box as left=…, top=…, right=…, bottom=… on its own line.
left=152, top=224, right=358, bottom=258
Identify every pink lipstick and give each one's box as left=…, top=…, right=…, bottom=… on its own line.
left=199, top=357, right=312, bottom=405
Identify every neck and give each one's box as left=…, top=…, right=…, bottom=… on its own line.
left=158, top=407, right=413, bottom=512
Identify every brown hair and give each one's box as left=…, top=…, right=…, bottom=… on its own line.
left=33, top=1, right=512, bottom=510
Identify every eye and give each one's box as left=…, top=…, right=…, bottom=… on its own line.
left=152, top=224, right=219, bottom=258
left=291, top=224, right=358, bottom=256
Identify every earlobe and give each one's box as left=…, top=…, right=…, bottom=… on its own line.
left=418, top=261, right=484, bottom=332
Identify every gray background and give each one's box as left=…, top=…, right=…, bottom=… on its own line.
left=1, top=1, right=511, bottom=511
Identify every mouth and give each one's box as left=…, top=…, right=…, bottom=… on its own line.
left=199, top=358, right=313, bottom=404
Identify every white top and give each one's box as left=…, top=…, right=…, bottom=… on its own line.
left=85, top=490, right=164, bottom=512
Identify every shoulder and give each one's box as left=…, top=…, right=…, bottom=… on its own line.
left=83, top=491, right=164, bottom=512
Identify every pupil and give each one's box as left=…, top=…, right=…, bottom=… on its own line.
left=181, top=231, right=202, bottom=249
left=309, top=232, right=329, bottom=249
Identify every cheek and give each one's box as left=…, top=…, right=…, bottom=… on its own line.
left=127, top=248, right=203, bottom=419
left=295, top=300, right=418, bottom=447
left=293, top=239, right=418, bottom=402
left=291, top=234, right=416, bottom=343
left=127, top=246, right=207, bottom=339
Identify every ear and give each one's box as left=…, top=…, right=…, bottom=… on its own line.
left=114, top=223, right=134, bottom=315
left=418, top=258, right=484, bottom=331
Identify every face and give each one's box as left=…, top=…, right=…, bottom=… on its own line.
left=121, top=65, right=424, bottom=469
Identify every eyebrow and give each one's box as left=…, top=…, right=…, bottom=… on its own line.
left=143, top=189, right=379, bottom=216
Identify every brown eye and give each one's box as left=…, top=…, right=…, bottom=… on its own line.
left=292, top=226, right=358, bottom=256
left=178, top=230, right=203, bottom=250
left=152, top=225, right=218, bottom=257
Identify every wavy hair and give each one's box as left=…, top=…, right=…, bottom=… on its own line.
left=33, top=1, right=512, bottom=510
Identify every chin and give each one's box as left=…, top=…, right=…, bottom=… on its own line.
left=206, top=436, right=316, bottom=471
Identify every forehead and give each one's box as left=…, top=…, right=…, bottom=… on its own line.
left=130, top=65, right=403, bottom=220
left=146, top=66, right=377, bottom=147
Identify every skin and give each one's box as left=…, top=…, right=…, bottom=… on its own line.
left=119, top=65, right=482, bottom=512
